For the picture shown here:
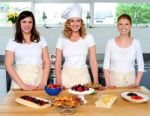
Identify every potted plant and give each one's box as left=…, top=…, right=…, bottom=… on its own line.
left=7, top=12, right=18, bottom=24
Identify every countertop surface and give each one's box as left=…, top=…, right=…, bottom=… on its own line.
left=0, top=87, right=150, bottom=115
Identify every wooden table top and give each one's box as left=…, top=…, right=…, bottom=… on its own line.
left=0, top=86, right=150, bottom=116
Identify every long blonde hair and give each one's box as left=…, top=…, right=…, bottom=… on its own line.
left=117, top=14, right=132, bottom=37
left=62, top=19, right=87, bottom=39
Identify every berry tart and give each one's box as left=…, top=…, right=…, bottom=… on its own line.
left=15, top=95, right=51, bottom=108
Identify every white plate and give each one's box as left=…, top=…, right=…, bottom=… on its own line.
left=67, top=88, right=95, bottom=95
left=121, top=92, right=149, bottom=103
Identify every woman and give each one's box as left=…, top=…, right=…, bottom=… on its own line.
left=55, top=4, right=99, bottom=88
left=103, top=14, right=144, bottom=88
left=5, top=11, right=50, bottom=90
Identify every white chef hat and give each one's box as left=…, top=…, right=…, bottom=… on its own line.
left=61, top=3, right=82, bottom=19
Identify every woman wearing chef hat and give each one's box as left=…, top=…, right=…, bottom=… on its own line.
left=55, top=4, right=102, bottom=89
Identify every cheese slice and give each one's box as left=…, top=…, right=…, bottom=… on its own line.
left=95, top=95, right=117, bottom=108
left=15, top=95, right=51, bottom=109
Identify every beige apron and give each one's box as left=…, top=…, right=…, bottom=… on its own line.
left=11, top=64, right=43, bottom=89
left=110, top=70, right=135, bottom=87
left=61, top=66, right=91, bottom=88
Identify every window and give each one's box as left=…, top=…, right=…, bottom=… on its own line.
left=34, top=3, right=90, bottom=27
left=0, top=2, right=31, bottom=26
left=94, top=2, right=150, bottom=25
left=0, top=1, right=150, bottom=27
left=116, top=3, right=150, bottom=25
left=94, top=3, right=117, bottom=24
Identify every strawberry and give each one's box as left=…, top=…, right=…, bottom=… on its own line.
left=77, top=87, right=83, bottom=92
left=84, top=86, right=89, bottom=91
left=131, top=95, right=143, bottom=100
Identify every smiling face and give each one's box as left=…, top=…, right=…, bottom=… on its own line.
left=117, top=18, right=132, bottom=36
left=69, top=17, right=82, bottom=32
left=20, top=16, right=33, bottom=35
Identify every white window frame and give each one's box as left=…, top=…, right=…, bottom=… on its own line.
left=1, top=0, right=150, bottom=28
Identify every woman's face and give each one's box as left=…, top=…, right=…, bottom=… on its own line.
left=117, top=18, right=131, bottom=36
left=69, top=17, right=81, bottom=32
left=20, top=16, right=33, bottom=34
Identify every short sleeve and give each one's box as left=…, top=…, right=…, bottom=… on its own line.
left=5, top=39, right=15, bottom=52
left=40, top=37, right=48, bottom=48
left=56, top=36, right=63, bottom=49
left=87, top=34, right=95, bottom=47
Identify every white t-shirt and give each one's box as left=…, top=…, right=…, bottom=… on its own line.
left=56, top=33, right=95, bottom=68
left=103, top=38, right=144, bottom=72
left=5, top=37, right=47, bottom=65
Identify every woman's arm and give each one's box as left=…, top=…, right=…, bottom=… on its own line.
left=5, top=50, right=36, bottom=90
left=135, top=40, right=144, bottom=85
left=55, top=48, right=63, bottom=85
left=135, top=71, right=143, bottom=85
left=104, top=69, right=111, bottom=86
left=38, top=47, right=50, bottom=89
left=128, top=71, right=144, bottom=88
left=103, top=40, right=115, bottom=88
left=89, top=45, right=98, bottom=84
left=128, top=40, right=144, bottom=88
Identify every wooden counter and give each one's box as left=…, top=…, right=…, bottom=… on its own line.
left=0, top=87, right=150, bottom=116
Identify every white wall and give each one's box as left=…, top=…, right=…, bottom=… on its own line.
left=0, top=26, right=150, bottom=55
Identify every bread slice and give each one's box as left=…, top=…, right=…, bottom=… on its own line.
left=15, top=95, right=51, bottom=108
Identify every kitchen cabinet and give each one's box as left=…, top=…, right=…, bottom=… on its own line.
left=140, top=67, right=150, bottom=90
left=48, top=68, right=56, bottom=84
left=88, top=67, right=105, bottom=86
left=0, top=69, right=7, bottom=103
left=98, top=68, right=105, bottom=86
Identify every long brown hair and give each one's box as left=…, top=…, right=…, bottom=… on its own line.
left=62, top=19, right=87, bottom=39
left=117, top=14, right=132, bottom=37
left=15, top=11, right=40, bottom=43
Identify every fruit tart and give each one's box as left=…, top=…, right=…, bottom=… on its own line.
left=15, top=95, right=51, bottom=108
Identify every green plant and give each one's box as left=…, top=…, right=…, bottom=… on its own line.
left=7, top=12, right=18, bottom=24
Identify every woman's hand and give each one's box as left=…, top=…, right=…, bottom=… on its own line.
left=105, top=84, right=116, bottom=89
left=62, top=85, right=68, bottom=90
left=99, top=85, right=105, bottom=90
left=20, top=83, right=38, bottom=91
left=127, top=83, right=140, bottom=89
left=37, top=81, right=47, bottom=90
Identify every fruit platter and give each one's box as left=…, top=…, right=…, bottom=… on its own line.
left=15, top=95, right=51, bottom=109
left=68, top=84, right=95, bottom=104
left=121, top=92, right=149, bottom=103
